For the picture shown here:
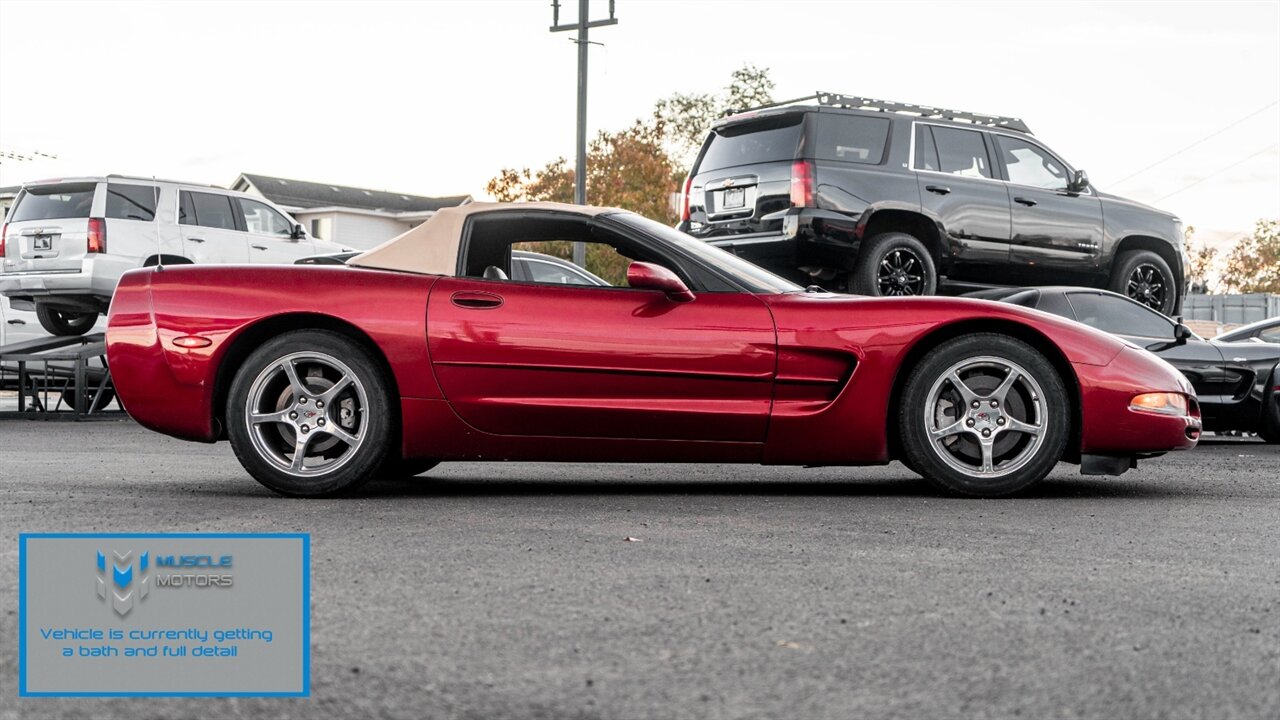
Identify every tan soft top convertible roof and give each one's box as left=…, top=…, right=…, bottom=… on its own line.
left=348, top=201, right=619, bottom=276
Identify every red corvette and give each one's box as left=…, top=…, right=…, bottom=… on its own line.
left=105, top=202, right=1200, bottom=498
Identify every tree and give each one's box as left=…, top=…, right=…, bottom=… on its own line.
left=652, top=64, right=775, bottom=166
left=1220, top=219, right=1280, bottom=293
left=1184, top=225, right=1218, bottom=294
left=485, top=66, right=776, bottom=283
left=484, top=121, right=679, bottom=284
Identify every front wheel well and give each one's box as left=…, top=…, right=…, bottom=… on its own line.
left=1112, top=236, right=1182, bottom=281
left=885, top=319, right=1082, bottom=465
left=211, top=313, right=401, bottom=442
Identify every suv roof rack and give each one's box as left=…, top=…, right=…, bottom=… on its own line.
left=727, top=91, right=1032, bottom=135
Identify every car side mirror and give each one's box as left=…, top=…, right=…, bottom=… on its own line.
left=1173, top=322, right=1192, bottom=345
left=627, top=261, right=695, bottom=303
left=290, top=223, right=306, bottom=241
left=1147, top=322, right=1193, bottom=352
left=1068, top=169, right=1090, bottom=194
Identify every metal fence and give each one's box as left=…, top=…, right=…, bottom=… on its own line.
left=1182, top=294, right=1280, bottom=324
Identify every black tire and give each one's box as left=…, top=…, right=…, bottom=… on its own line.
left=36, top=305, right=97, bottom=336
left=379, top=458, right=440, bottom=479
left=1258, top=424, right=1280, bottom=444
left=851, top=232, right=938, bottom=297
left=1259, top=379, right=1280, bottom=444
left=899, top=333, right=1071, bottom=497
left=60, top=386, right=116, bottom=413
left=1109, top=250, right=1177, bottom=315
left=227, top=330, right=394, bottom=497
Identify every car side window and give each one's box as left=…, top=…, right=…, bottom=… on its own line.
left=463, top=213, right=696, bottom=289
left=187, top=192, right=237, bottom=231
left=105, top=184, right=158, bottom=222
left=913, top=125, right=939, bottom=171
left=179, top=190, right=195, bottom=226
left=814, top=114, right=890, bottom=164
left=237, top=198, right=294, bottom=237
left=930, top=126, right=992, bottom=179
left=522, top=258, right=599, bottom=286
left=1258, top=326, right=1280, bottom=344
left=1068, top=293, right=1174, bottom=338
left=1036, top=292, right=1076, bottom=320
left=996, top=135, right=1070, bottom=190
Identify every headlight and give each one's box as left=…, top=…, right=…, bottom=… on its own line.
left=1130, top=392, right=1189, bottom=416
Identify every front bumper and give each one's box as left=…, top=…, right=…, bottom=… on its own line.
left=1076, top=346, right=1201, bottom=456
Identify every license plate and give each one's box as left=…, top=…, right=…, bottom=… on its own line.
left=722, top=187, right=745, bottom=209
left=33, top=236, right=53, bottom=251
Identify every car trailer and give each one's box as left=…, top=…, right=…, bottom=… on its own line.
left=0, top=333, right=121, bottom=420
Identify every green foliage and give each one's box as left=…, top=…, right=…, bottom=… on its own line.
left=485, top=65, right=776, bottom=284
left=1184, top=225, right=1218, bottom=294
left=1221, top=219, right=1280, bottom=293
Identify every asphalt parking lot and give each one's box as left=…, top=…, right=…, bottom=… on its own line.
left=1, top=419, right=1277, bottom=720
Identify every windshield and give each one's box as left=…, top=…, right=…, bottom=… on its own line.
left=609, top=213, right=803, bottom=294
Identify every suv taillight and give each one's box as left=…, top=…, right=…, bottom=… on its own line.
left=1, top=222, right=7, bottom=257
left=790, top=159, right=814, bottom=208
left=679, top=175, right=693, bottom=222
left=87, top=217, right=106, bottom=254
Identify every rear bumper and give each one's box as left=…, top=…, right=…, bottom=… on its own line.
left=0, top=255, right=133, bottom=305
left=105, top=269, right=219, bottom=443
left=684, top=208, right=861, bottom=283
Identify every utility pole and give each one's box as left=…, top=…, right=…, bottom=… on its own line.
left=550, top=0, right=616, bottom=267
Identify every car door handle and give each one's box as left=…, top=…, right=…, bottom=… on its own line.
left=188, top=237, right=205, bottom=243
left=451, top=291, right=503, bottom=309
left=1014, top=196, right=1038, bottom=206
left=251, top=244, right=268, bottom=251
left=7, top=319, right=23, bottom=325
left=925, top=185, right=951, bottom=195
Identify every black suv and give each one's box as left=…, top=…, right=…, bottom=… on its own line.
left=677, top=92, right=1186, bottom=315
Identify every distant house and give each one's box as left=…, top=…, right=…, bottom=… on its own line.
left=231, top=173, right=470, bottom=250
left=0, top=186, right=18, bottom=219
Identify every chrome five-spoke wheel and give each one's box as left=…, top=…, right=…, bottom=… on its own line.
left=227, top=330, right=394, bottom=497
left=245, top=351, right=368, bottom=477
left=899, top=334, right=1069, bottom=497
left=925, top=357, right=1045, bottom=478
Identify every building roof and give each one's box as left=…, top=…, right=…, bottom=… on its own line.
left=234, top=173, right=470, bottom=214
left=0, top=186, right=20, bottom=197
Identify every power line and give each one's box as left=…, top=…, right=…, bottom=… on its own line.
left=1110, top=99, right=1279, bottom=188
left=1151, top=144, right=1278, bottom=203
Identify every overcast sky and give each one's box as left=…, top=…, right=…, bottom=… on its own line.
left=1, top=0, right=1276, bottom=245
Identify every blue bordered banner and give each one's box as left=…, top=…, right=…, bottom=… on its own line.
left=19, top=532, right=309, bottom=697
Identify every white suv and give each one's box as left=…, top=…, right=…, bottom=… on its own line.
left=0, top=176, right=351, bottom=335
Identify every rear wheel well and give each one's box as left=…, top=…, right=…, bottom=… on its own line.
left=142, top=254, right=193, bottom=267
left=860, top=210, right=946, bottom=270
left=211, top=314, right=401, bottom=445
left=885, top=319, right=1082, bottom=465
left=1113, top=236, right=1181, bottom=282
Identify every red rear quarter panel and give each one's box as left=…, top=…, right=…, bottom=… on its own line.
left=106, top=265, right=437, bottom=442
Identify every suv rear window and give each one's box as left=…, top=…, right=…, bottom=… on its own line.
left=105, top=183, right=158, bottom=222
left=698, top=114, right=803, bottom=172
left=9, top=183, right=96, bottom=222
left=813, top=113, right=890, bottom=164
